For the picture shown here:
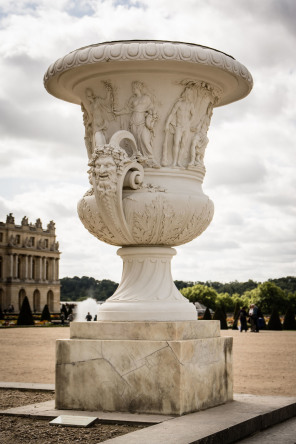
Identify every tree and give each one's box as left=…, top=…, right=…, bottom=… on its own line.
left=174, top=280, right=195, bottom=290
left=268, top=276, right=296, bottom=293
left=204, top=279, right=258, bottom=296
left=213, top=306, right=228, bottom=330
left=246, top=282, right=287, bottom=314
left=17, top=296, right=34, bottom=326
left=41, top=304, right=51, bottom=322
left=60, top=276, right=118, bottom=302
left=202, top=307, right=212, bottom=320
left=216, top=293, right=235, bottom=313
left=287, top=292, right=296, bottom=311
left=181, top=284, right=217, bottom=310
left=268, top=308, right=282, bottom=331
left=283, top=306, right=296, bottom=330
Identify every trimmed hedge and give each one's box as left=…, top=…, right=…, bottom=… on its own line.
left=202, top=307, right=212, bottom=320
left=283, top=305, right=296, bottom=330
left=41, top=304, right=51, bottom=322
left=268, top=308, right=282, bottom=331
left=213, top=306, right=228, bottom=329
left=17, top=296, right=34, bottom=326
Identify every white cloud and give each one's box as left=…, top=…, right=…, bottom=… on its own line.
left=0, top=0, right=295, bottom=284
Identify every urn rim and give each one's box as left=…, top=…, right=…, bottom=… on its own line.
left=44, top=39, right=253, bottom=107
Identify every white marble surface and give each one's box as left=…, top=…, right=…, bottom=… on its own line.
left=56, top=321, right=232, bottom=415
left=44, top=41, right=252, bottom=322
left=70, top=320, right=220, bottom=340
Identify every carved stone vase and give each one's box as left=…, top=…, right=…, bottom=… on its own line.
left=44, top=41, right=253, bottom=416
left=44, top=40, right=252, bottom=321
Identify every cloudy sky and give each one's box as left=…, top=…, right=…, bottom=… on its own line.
left=0, top=0, right=295, bottom=284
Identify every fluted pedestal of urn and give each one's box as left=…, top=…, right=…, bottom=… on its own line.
left=97, top=246, right=197, bottom=321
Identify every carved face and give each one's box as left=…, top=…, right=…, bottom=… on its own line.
left=95, top=156, right=116, bottom=179
left=94, top=155, right=117, bottom=194
left=132, top=81, right=143, bottom=96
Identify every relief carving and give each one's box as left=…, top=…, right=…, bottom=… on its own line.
left=114, top=81, right=160, bottom=168
left=188, top=102, right=213, bottom=168
left=78, top=195, right=116, bottom=244
left=82, top=82, right=116, bottom=158
left=162, top=81, right=220, bottom=169
left=125, top=194, right=213, bottom=246
left=163, top=81, right=196, bottom=167
left=173, top=198, right=214, bottom=245
left=87, top=131, right=144, bottom=244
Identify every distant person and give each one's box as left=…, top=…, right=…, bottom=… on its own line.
left=68, top=313, right=74, bottom=322
left=85, top=312, right=92, bottom=322
left=239, top=307, right=248, bottom=332
left=93, top=315, right=97, bottom=321
left=60, top=312, right=65, bottom=325
left=249, top=304, right=259, bottom=332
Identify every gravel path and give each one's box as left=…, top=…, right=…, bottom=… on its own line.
left=1, top=327, right=295, bottom=397
left=0, top=327, right=295, bottom=443
left=0, top=389, right=143, bottom=444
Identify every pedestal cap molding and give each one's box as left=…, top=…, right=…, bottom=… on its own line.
left=44, top=40, right=253, bottom=106
left=70, top=320, right=221, bottom=341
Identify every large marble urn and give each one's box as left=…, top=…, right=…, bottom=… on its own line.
left=44, top=40, right=252, bottom=321
left=45, top=41, right=252, bottom=416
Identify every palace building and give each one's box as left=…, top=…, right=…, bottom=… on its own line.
left=0, top=214, right=60, bottom=313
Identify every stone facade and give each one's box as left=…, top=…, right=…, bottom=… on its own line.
left=0, top=213, right=60, bottom=313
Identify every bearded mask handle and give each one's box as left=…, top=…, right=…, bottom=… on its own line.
left=89, top=131, right=144, bottom=244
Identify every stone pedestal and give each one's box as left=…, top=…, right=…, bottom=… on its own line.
left=97, top=247, right=197, bottom=321
left=56, top=320, right=233, bottom=415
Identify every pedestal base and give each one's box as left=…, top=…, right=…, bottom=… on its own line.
left=56, top=321, right=233, bottom=415
left=97, top=247, right=197, bottom=321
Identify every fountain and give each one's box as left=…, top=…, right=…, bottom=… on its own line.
left=74, top=298, right=98, bottom=322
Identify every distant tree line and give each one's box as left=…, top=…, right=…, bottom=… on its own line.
left=175, top=277, right=296, bottom=296
left=61, top=276, right=296, bottom=314
left=60, top=276, right=118, bottom=302
left=179, top=277, right=296, bottom=315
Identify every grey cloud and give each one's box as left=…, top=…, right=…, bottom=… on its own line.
left=256, top=193, right=296, bottom=210
left=0, top=97, right=83, bottom=149
left=219, top=212, right=244, bottom=226
left=209, top=0, right=296, bottom=36
left=206, top=159, right=267, bottom=188
left=188, top=239, right=240, bottom=252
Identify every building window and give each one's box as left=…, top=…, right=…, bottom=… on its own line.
left=33, top=289, right=41, bottom=312
left=18, top=289, right=26, bottom=310
left=45, top=239, right=48, bottom=248
left=32, top=259, right=36, bottom=280
left=17, top=257, right=21, bottom=278
left=46, top=260, right=49, bottom=280
left=30, top=237, right=35, bottom=247
left=47, top=290, right=54, bottom=312
left=16, top=235, right=20, bottom=244
left=0, top=257, right=2, bottom=279
left=0, top=232, right=3, bottom=242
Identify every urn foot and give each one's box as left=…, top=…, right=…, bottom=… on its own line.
left=97, top=246, right=197, bottom=321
